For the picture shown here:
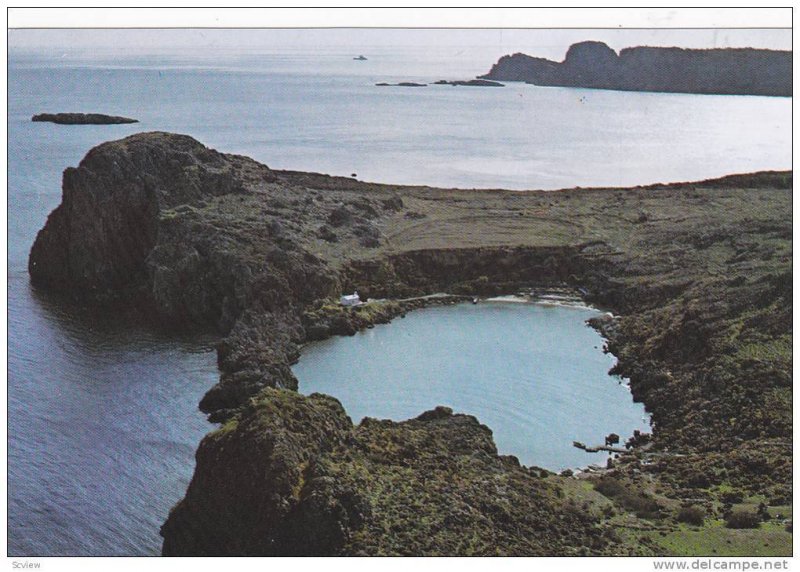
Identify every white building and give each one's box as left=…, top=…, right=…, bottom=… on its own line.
left=340, top=291, right=361, bottom=306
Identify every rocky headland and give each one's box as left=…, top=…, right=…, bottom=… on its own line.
left=480, top=41, right=792, bottom=97
left=29, top=132, right=792, bottom=556
left=32, top=112, right=139, bottom=125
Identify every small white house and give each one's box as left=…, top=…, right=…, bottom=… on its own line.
left=340, top=291, right=361, bottom=307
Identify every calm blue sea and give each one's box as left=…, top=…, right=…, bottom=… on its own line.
left=7, top=43, right=791, bottom=556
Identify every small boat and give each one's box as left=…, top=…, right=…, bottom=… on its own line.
left=353, top=55, right=368, bottom=61
left=472, top=297, right=479, bottom=304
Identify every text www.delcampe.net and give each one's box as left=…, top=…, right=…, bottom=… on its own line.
left=654, top=560, right=790, bottom=570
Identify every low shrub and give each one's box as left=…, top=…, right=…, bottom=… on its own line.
left=594, top=477, right=661, bottom=519
left=725, top=509, right=761, bottom=529
left=594, top=477, right=626, bottom=498
left=720, top=490, right=744, bottom=504
left=624, top=494, right=662, bottom=520
left=676, top=505, right=705, bottom=526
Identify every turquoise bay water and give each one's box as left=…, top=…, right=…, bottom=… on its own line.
left=293, top=303, right=650, bottom=471
left=7, top=40, right=790, bottom=555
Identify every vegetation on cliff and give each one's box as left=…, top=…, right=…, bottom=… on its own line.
left=163, top=394, right=619, bottom=556
left=29, top=133, right=792, bottom=555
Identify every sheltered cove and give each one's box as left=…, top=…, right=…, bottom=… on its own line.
left=291, top=296, right=652, bottom=471
left=28, top=133, right=792, bottom=556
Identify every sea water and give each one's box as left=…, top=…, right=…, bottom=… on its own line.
left=7, top=41, right=790, bottom=555
left=293, top=303, right=650, bottom=471
left=9, top=45, right=791, bottom=191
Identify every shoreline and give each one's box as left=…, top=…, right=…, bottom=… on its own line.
left=27, top=132, right=792, bottom=556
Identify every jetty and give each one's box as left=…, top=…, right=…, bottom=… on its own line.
left=573, top=441, right=628, bottom=454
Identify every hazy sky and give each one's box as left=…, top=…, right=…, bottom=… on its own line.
left=8, top=28, right=792, bottom=62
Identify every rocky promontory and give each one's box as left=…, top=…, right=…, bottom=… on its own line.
left=29, top=133, right=792, bottom=555
left=32, top=113, right=139, bottom=125
left=161, top=392, right=611, bottom=556
left=480, top=41, right=792, bottom=96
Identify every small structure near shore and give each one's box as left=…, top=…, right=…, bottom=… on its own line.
left=340, top=291, right=361, bottom=307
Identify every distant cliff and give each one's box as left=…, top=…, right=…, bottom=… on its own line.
left=480, top=41, right=792, bottom=96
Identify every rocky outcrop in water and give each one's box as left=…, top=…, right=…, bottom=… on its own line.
left=29, top=133, right=244, bottom=303
left=433, top=79, right=504, bottom=87
left=375, top=82, right=427, bottom=87
left=480, top=41, right=792, bottom=96
left=29, top=132, right=792, bottom=555
left=32, top=113, right=139, bottom=124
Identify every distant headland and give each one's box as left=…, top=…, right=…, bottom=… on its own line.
left=32, top=113, right=139, bottom=125
left=480, top=41, right=792, bottom=97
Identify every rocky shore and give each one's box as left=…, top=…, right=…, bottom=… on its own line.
left=29, top=132, right=792, bottom=556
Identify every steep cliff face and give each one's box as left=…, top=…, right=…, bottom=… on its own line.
left=481, top=42, right=792, bottom=96
left=161, top=389, right=353, bottom=556
left=163, top=392, right=613, bottom=556
left=561, top=41, right=620, bottom=89
left=29, top=132, right=247, bottom=303
left=341, top=245, right=612, bottom=300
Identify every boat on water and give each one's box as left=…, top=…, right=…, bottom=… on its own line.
left=353, top=55, right=368, bottom=61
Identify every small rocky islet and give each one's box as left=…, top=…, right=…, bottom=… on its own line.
left=433, top=79, right=504, bottom=87
left=375, top=80, right=505, bottom=88
left=28, top=132, right=792, bottom=556
left=32, top=112, right=138, bottom=125
left=375, top=82, right=428, bottom=87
